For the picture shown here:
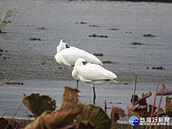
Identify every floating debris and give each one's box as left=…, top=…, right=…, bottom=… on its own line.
left=93, top=53, right=103, bottom=56
left=89, top=34, right=108, bottom=38
left=89, top=24, right=100, bottom=27
left=143, top=34, right=156, bottom=37
left=0, top=30, right=7, bottom=34
left=108, top=28, right=118, bottom=30
left=41, top=62, right=46, bottom=65
left=26, top=25, right=34, bottom=27
left=116, top=102, right=122, bottom=104
left=125, top=32, right=132, bottom=33
left=29, top=38, right=41, bottom=41
left=75, top=21, right=87, bottom=24
left=102, top=60, right=113, bottom=64
left=3, top=57, right=7, bottom=60
left=0, top=49, right=7, bottom=53
left=0, top=49, right=3, bottom=52
left=37, top=27, right=47, bottom=30
left=152, top=66, right=166, bottom=70
left=131, top=42, right=144, bottom=45
left=6, top=82, right=23, bottom=85
left=58, top=67, right=63, bottom=69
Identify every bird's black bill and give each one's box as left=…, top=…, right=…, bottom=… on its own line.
left=82, top=61, right=87, bottom=65
left=65, top=44, right=70, bottom=48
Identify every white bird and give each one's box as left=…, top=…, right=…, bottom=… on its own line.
left=55, top=40, right=103, bottom=88
left=72, top=58, right=117, bottom=104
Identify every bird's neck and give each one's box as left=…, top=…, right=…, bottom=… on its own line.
left=57, top=46, right=63, bottom=53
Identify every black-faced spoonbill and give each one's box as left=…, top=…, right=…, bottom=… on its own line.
left=72, top=58, right=117, bottom=104
left=55, top=40, right=103, bottom=89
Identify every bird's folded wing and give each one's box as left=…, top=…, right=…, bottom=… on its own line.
left=61, top=48, right=100, bottom=65
left=78, top=64, right=117, bottom=80
left=62, top=52, right=87, bottom=66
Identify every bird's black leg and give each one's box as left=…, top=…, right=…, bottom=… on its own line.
left=76, top=80, right=79, bottom=89
left=93, top=86, right=96, bottom=104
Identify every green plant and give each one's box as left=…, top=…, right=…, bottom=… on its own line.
left=0, top=1, right=24, bottom=32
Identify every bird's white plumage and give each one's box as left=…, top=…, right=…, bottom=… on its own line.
left=72, top=58, right=117, bottom=86
left=55, top=40, right=102, bottom=67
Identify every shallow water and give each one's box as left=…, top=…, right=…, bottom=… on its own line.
left=0, top=0, right=172, bottom=117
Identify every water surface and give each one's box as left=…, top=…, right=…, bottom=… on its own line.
left=0, top=0, right=172, bottom=117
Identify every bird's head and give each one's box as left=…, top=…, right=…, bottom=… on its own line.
left=75, top=58, right=87, bottom=67
left=57, top=39, right=70, bottom=53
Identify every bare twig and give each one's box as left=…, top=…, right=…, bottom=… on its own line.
left=145, top=125, right=148, bottom=129
left=1, top=112, right=6, bottom=118
left=158, top=84, right=165, bottom=108
left=132, top=75, right=137, bottom=109
left=5, top=104, right=22, bottom=129
left=104, top=100, right=107, bottom=113
left=0, top=77, right=13, bottom=87
left=149, top=83, right=159, bottom=129
left=12, top=104, right=22, bottom=118
left=111, top=107, right=114, bottom=129
left=155, top=84, right=165, bottom=129
left=25, top=110, right=31, bottom=121
left=126, top=124, right=130, bottom=129
left=14, top=119, right=23, bottom=129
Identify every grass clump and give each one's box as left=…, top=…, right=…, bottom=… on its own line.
left=0, top=1, right=24, bottom=33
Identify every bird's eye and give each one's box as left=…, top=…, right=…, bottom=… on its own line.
left=65, top=44, right=70, bottom=48
left=82, top=61, right=86, bottom=65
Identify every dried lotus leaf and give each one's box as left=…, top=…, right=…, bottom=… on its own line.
left=135, top=92, right=152, bottom=106
left=65, top=121, right=95, bottom=129
left=63, top=87, right=79, bottom=103
left=44, top=103, right=84, bottom=129
left=60, top=87, right=79, bottom=110
left=127, top=106, right=140, bottom=119
left=24, top=103, right=84, bottom=129
left=111, top=107, right=125, bottom=123
left=130, top=95, right=139, bottom=105
left=24, top=87, right=83, bottom=129
left=157, top=86, right=172, bottom=95
left=130, top=92, right=152, bottom=106
left=76, top=104, right=111, bottom=129
left=23, top=93, right=56, bottom=117
left=165, top=97, right=172, bottom=116
left=155, top=108, right=165, bottom=117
